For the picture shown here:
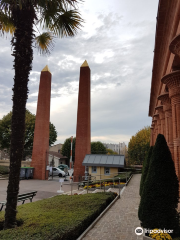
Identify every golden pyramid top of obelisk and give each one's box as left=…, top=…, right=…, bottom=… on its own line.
left=41, top=65, right=51, bottom=73
left=81, top=60, right=89, bottom=67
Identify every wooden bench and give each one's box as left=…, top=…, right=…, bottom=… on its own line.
left=0, top=191, right=37, bottom=211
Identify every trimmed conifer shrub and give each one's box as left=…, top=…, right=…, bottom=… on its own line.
left=139, top=146, right=153, bottom=196
left=138, top=134, right=179, bottom=237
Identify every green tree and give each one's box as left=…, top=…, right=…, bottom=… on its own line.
left=91, top=141, right=107, bottom=154
left=61, top=139, right=107, bottom=162
left=0, top=110, right=57, bottom=152
left=124, top=146, right=129, bottom=165
left=138, top=134, right=179, bottom=237
left=49, top=123, right=58, bottom=147
left=0, top=0, right=83, bottom=229
left=128, top=126, right=150, bottom=165
left=106, top=148, right=118, bottom=155
left=61, top=137, right=76, bottom=162
left=139, top=146, right=153, bottom=196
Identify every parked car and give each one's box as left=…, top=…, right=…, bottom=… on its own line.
left=58, top=164, right=69, bottom=176
left=49, top=167, right=65, bottom=177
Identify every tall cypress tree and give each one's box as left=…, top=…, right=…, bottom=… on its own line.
left=138, top=134, right=179, bottom=236
left=139, top=146, right=153, bottom=196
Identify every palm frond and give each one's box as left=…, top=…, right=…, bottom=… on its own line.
left=0, top=1, right=11, bottom=15
left=56, top=0, right=83, bottom=9
left=52, top=9, right=83, bottom=37
left=0, top=0, right=38, bottom=11
left=37, top=0, right=83, bottom=11
left=37, top=0, right=66, bottom=20
left=34, top=31, right=55, bottom=55
left=40, top=9, right=83, bottom=37
left=0, top=0, right=22, bottom=11
left=0, top=11, right=15, bottom=34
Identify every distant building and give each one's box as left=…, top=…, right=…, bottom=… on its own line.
left=48, top=151, right=68, bottom=167
left=82, top=154, right=125, bottom=180
left=102, top=142, right=126, bottom=154
left=49, top=143, right=63, bottom=153
left=48, top=144, right=69, bottom=167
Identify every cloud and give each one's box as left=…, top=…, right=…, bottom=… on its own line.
left=0, top=1, right=158, bottom=146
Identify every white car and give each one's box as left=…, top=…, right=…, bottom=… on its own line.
left=49, top=167, right=65, bottom=177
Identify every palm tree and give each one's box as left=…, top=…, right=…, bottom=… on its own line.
left=0, top=0, right=83, bottom=229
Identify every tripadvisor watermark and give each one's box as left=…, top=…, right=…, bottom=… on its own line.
left=145, top=229, right=173, bottom=234
left=135, top=227, right=173, bottom=235
left=135, top=227, right=143, bottom=235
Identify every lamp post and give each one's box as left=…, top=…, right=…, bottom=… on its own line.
left=70, top=136, right=73, bottom=169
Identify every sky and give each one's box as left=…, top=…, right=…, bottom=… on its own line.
left=0, top=0, right=159, bottom=147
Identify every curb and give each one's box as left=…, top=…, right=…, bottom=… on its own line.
left=77, top=174, right=134, bottom=239
left=77, top=187, right=125, bottom=240
left=126, top=174, right=133, bottom=186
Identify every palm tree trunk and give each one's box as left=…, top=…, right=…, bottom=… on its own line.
left=4, top=3, right=35, bottom=229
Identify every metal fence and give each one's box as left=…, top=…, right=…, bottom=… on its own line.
left=89, top=171, right=131, bottom=182
left=66, top=171, right=132, bottom=197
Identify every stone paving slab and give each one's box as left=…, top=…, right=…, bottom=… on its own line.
left=0, top=177, right=82, bottom=211
left=82, top=174, right=143, bottom=240
left=0, top=177, right=75, bottom=203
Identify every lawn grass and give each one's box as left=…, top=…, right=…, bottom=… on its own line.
left=114, top=171, right=132, bottom=180
left=0, top=192, right=117, bottom=240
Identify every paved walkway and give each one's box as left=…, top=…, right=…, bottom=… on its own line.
left=0, top=176, right=77, bottom=204
left=82, top=174, right=143, bottom=240
left=1, top=174, right=143, bottom=239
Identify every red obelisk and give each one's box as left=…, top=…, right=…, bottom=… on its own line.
left=31, top=65, right=51, bottom=180
left=74, top=60, right=91, bottom=181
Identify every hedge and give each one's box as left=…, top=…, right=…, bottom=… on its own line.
left=0, top=192, right=116, bottom=240
left=0, top=166, right=9, bottom=175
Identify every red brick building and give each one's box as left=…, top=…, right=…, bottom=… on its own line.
left=149, top=1, right=180, bottom=194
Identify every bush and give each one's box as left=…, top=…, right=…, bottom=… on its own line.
left=139, top=146, right=153, bottom=196
left=0, top=166, right=9, bottom=175
left=0, top=192, right=116, bottom=240
left=124, top=167, right=142, bottom=174
left=114, top=171, right=132, bottom=182
left=138, top=134, right=179, bottom=237
left=115, top=171, right=132, bottom=178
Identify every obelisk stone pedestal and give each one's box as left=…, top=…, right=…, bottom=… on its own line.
left=74, top=60, right=91, bottom=181
left=31, top=66, right=51, bottom=180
